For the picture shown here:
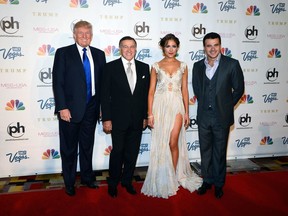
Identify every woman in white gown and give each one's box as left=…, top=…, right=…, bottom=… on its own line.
left=141, top=34, right=202, bottom=199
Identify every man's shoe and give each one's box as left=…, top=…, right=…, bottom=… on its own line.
left=108, top=185, right=118, bottom=198
left=215, top=187, right=224, bottom=199
left=121, top=183, right=137, bottom=195
left=81, top=181, right=99, bottom=189
left=65, top=186, right=75, bottom=196
left=197, top=182, right=212, bottom=195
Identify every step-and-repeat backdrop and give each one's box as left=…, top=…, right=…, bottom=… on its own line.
left=0, top=0, right=287, bottom=177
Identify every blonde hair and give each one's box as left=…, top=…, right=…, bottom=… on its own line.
left=73, top=20, right=93, bottom=33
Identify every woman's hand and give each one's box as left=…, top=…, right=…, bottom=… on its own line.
left=184, top=113, right=190, bottom=130
left=147, top=115, right=154, bottom=129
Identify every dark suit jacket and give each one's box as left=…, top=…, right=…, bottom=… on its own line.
left=53, top=43, right=106, bottom=123
left=192, top=54, right=244, bottom=128
left=101, top=58, right=150, bottom=130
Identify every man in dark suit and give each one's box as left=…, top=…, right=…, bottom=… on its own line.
left=52, top=21, right=106, bottom=196
left=101, top=36, right=150, bottom=198
left=192, top=32, right=244, bottom=199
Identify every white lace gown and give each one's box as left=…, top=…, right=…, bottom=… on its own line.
left=141, top=62, right=202, bottom=199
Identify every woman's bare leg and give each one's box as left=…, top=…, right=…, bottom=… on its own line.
left=169, top=113, right=183, bottom=171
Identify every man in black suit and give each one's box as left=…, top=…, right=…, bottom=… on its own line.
left=192, top=32, right=244, bottom=199
left=101, top=36, right=150, bottom=198
left=52, top=21, right=106, bottom=196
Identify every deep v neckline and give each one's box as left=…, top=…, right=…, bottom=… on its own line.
left=157, top=62, right=182, bottom=78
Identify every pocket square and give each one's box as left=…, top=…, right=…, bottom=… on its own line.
left=142, top=75, right=145, bottom=79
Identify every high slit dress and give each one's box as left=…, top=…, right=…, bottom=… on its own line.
left=141, top=62, right=202, bottom=199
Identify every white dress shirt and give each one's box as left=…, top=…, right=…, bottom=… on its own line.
left=204, top=54, right=221, bottom=80
left=122, top=57, right=136, bottom=90
left=76, top=43, right=95, bottom=96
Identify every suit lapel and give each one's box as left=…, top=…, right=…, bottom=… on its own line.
left=90, top=47, right=99, bottom=91
left=71, top=44, right=86, bottom=82
left=215, top=55, right=226, bottom=94
left=199, top=60, right=206, bottom=97
left=134, top=60, right=142, bottom=94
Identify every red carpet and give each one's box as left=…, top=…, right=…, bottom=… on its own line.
left=1, top=171, right=288, bottom=216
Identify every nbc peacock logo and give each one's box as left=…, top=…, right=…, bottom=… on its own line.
left=267, top=48, right=281, bottom=58
left=70, top=0, right=89, bottom=8
left=0, top=0, right=19, bottom=4
left=134, top=0, right=151, bottom=11
left=246, top=5, right=260, bottom=16
left=104, top=45, right=120, bottom=57
left=5, top=99, right=25, bottom=110
left=260, top=136, right=273, bottom=145
left=221, top=47, right=232, bottom=58
left=42, top=149, right=61, bottom=159
left=192, top=3, right=208, bottom=14
left=240, top=94, right=254, bottom=104
left=37, top=44, right=55, bottom=56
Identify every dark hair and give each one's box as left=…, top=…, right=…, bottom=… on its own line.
left=119, top=36, right=137, bottom=47
left=159, top=33, right=180, bottom=48
left=203, top=32, right=221, bottom=46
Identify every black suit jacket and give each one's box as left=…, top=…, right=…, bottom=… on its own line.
left=53, top=43, right=106, bottom=122
left=192, top=54, right=244, bottom=128
left=101, top=58, right=150, bottom=130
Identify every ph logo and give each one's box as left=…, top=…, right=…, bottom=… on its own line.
left=245, top=25, right=258, bottom=40
left=192, top=24, right=206, bottom=39
left=189, top=116, right=198, bottom=129
left=266, top=68, right=279, bottom=82
left=0, top=16, right=19, bottom=34
left=7, top=122, right=25, bottom=138
left=238, top=113, right=252, bottom=128
left=134, top=22, right=150, bottom=38
left=39, top=67, right=52, bottom=84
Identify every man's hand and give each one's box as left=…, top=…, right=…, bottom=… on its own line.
left=60, top=109, right=72, bottom=122
left=103, top=120, right=112, bottom=134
